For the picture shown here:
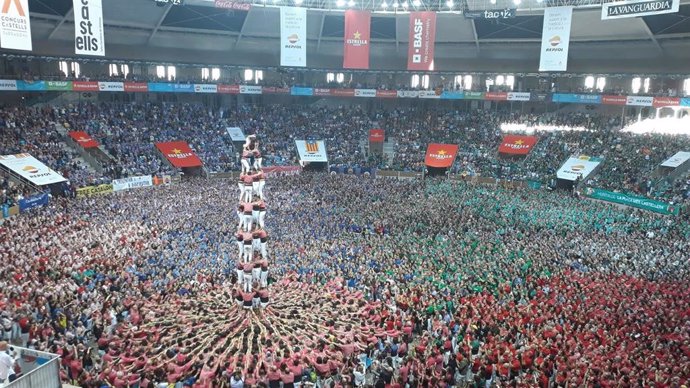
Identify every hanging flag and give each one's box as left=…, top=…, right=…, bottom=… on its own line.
left=73, top=0, right=105, bottom=56
left=0, top=0, right=32, bottom=51
left=343, top=10, right=371, bottom=69
left=407, top=12, right=436, bottom=71
left=538, top=6, right=573, bottom=72
left=280, top=7, right=307, bottom=67
left=424, top=144, right=458, bottom=168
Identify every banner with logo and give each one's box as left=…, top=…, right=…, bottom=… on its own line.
left=556, top=155, right=602, bottom=181
left=280, top=6, right=307, bottom=67
left=291, top=86, right=314, bottom=96
left=343, top=10, right=371, bottom=69
left=652, top=97, right=680, bottom=107
left=214, top=0, right=252, bottom=11
left=601, top=0, right=679, bottom=20
left=377, top=90, right=397, bottom=98
left=76, top=184, right=112, bottom=198
left=355, top=89, right=376, bottom=97
left=295, top=140, right=328, bottom=162
left=112, top=175, right=153, bottom=192
left=124, top=82, right=148, bottom=92
left=465, top=91, right=484, bottom=100
left=194, top=84, right=218, bottom=93
left=0, top=154, right=67, bottom=185
left=397, top=90, right=419, bottom=98
left=155, top=141, right=203, bottom=168
left=369, top=129, right=385, bottom=143
left=626, top=95, right=654, bottom=106
left=498, top=135, right=538, bottom=155
left=18, top=192, right=49, bottom=212
left=98, top=81, right=124, bottom=92
left=584, top=187, right=679, bottom=215
left=73, top=0, right=105, bottom=56
left=440, top=91, right=464, bottom=99
left=602, top=95, right=627, bottom=105
left=539, top=6, right=573, bottom=72
left=661, top=151, right=690, bottom=168
left=485, top=92, right=508, bottom=101
left=407, top=12, right=436, bottom=71
left=262, top=166, right=301, bottom=176
left=239, top=85, right=262, bottom=94
left=507, top=92, right=531, bottom=101
left=552, top=93, right=601, bottom=104
left=0, top=0, right=31, bottom=51
left=47, top=81, right=73, bottom=91
left=424, top=143, right=459, bottom=168
left=17, top=81, right=46, bottom=91
left=68, top=131, right=99, bottom=148
left=73, top=81, right=99, bottom=92
left=226, top=127, right=246, bottom=142
left=218, top=84, right=240, bottom=94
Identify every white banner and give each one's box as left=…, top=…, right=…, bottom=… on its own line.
left=280, top=7, right=307, bottom=67
left=0, top=80, right=18, bottom=90
left=98, top=81, right=124, bottom=92
left=295, top=140, right=328, bottom=162
left=194, top=84, right=218, bottom=93
left=354, top=89, right=376, bottom=97
left=626, top=95, right=654, bottom=106
left=556, top=155, right=602, bottom=181
left=112, top=175, right=153, bottom=192
left=0, top=153, right=67, bottom=185
left=602, top=0, right=680, bottom=19
left=539, top=6, right=573, bottom=72
left=418, top=91, right=441, bottom=99
left=397, top=90, right=419, bottom=98
left=661, top=151, right=690, bottom=168
left=0, top=0, right=31, bottom=51
left=507, top=92, right=531, bottom=101
left=239, top=85, right=262, bottom=94
left=74, top=0, right=105, bottom=56
left=226, top=127, right=246, bottom=141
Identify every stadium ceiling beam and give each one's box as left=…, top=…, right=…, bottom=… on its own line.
left=470, top=19, right=479, bottom=53
left=233, top=9, right=252, bottom=49
left=47, top=8, right=73, bottom=40
left=147, top=5, right=174, bottom=45
left=639, top=19, right=663, bottom=53
left=317, top=12, right=326, bottom=51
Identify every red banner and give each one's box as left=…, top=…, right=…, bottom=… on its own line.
left=498, top=135, right=538, bottom=155
left=262, top=166, right=301, bottom=176
left=369, top=129, right=385, bottom=143
left=485, top=92, right=508, bottom=101
left=124, top=82, right=148, bottom=92
left=376, top=90, right=397, bottom=98
left=424, top=143, right=458, bottom=168
left=72, top=81, right=99, bottom=92
left=602, top=95, right=627, bottom=105
left=331, top=89, right=355, bottom=97
left=262, top=87, right=290, bottom=94
left=653, top=97, right=680, bottom=108
left=68, top=131, right=99, bottom=148
left=407, top=12, right=436, bottom=71
left=218, top=84, right=240, bottom=94
left=343, top=10, right=371, bottom=69
left=155, top=141, right=203, bottom=168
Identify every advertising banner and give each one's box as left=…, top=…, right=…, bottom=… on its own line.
left=73, top=0, right=105, bottom=56
left=397, top=90, right=419, bottom=98
left=112, top=175, right=153, bottom=192
left=0, top=0, right=31, bottom=51
left=465, top=91, right=484, bottom=100
left=332, top=88, right=356, bottom=97
left=418, top=90, right=441, bottom=99
left=424, top=143, right=459, bottom=168
left=123, top=82, right=148, bottom=92
left=626, top=95, right=654, bottom=106
left=464, top=8, right=516, bottom=19
left=280, top=6, right=307, bottom=67
left=354, top=89, right=376, bottom=97
left=155, top=141, right=203, bottom=168
left=226, top=127, right=246, bottom=142
left=498, top=135, right=538, bottom=155
left=0, top=80, right=18, bottom=91
left=661, top=151, right=690, bottom=168
left=0, top=153, right=67, bottom=185
left=539, top=6, right=573, bottom=72
left=291, top=86, right=314, bottom=96
left=148, top=83, right=174, bottom=93
left=171, top=84, right=194, bottom=93
left=218, top=84, right=240, bottom=94
left=440, top=91, right=464, bottom=100
left=556, top=155, right=602, bottom=181
left=214, top=0, right=252, bottom=11
left=193, top=84, right=218, bottom=93
left=681, top=98, right=690, bottom=107
left=369, top=129, right=385, bottom=143
left=98, top=81, right=124, bottom=92
left=343, top=10, right=371, bottom=69
left=601, top=0, right=680, bottom=20
left=262, top=166, right=301, bottom=176
left=585, top=187, right=679, bottom=215
left=295, top=140, right=328, bottom=162
left=76, top=184, right=112, bottom=198
left=314, top=88, right=332, bottom=96
left=407, top=12, right=436, bottom=71
left=239, top=85, right=262, bottom=94
left=68, top=131, right=99, bottom=148
left=652, top=97, right=680, bottom=107
left=507, top=92, right=531, bottom=101
left=18, top=192, right=49, bottom=212
left=602, top=95, right=627, bottom=105
left=17, top=81, right=46, bottom=91
left=530, top=92, right=551, bottom=102
left=72, top=81, right=99, bottom=92
left=46, top=81, right=73, bottom=91
left=485, top=92, right=508, bottom=101
left=552, top=93, right=602, bottom=104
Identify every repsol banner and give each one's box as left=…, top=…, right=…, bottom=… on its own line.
left=73, top=0, right=105, bottom=56
left=601, top=0, right=679, bottom=20
left=585, top=188, right=679, bottom=216
left=76, top=184, right=113, bottom=198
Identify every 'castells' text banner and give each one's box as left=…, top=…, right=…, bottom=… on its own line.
left=0, top=153, right=67, bottom=185
left=601, top=0, right=679, bottom=20
left=585, top=187, right=679, bottom=216
left=343, top=10, right=371, bottom=69
left=68, top=131, right=99, bottom=148
left=73, top=0, right=105, bottom=56
left=425, top=143, right=459, bottom=168
left=0, top=0, right=31, bottom=51
left=498, top=135, right=538, bottom=155
left=280, top=7, right=307, bottom=67
left=539, top=6, right=573, bottom=72
left=295, top=140, right=328, bottom=162
left=155, top=141, right=204, bottom=168
left=407, top=12, right=436, bottom=71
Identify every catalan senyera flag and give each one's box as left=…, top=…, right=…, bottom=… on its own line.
left=305, top=140, right=319, bottom=153
left=68, top=131, right=99, bottom=148
left=424, top=143, right=459, bottom=168
left=498, top=135, right=538, bottom=155
left=155, top=141, right=203, bottom=168
left=343, top=10, right=371, bottom=69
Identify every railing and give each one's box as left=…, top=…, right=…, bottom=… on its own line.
left=5, top=347, right=61, bottom=388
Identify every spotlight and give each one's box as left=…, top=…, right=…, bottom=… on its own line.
left=490, top=0, right=496, bottom=3
left=336, top=0, right=345, bottom=6
left=446, top=0, right=453, bottom=7
left=381, top=0, right=388, bottom=7
left=513, top=0, right=521, bottom=4
left=392, top=1, right=398, bottom=6
left=412, top=0, right=420, bottom=6
left=348, top=0, right=355, bottom=6
left=295, top=0, right=303, bottom=4
left=402, top=1, right=408, bottom=7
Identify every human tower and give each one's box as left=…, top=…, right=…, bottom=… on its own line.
left=234, top=135, right=270, bottom=311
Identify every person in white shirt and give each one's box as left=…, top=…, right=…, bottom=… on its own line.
left=229, top=369, right=244, bottom=388
left=0, top=341, right=16, bottom=385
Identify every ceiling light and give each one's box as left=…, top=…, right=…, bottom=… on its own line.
left=412, top=0, right=421, bottom=6
left=513, top=0, right=521, bottom=4
left=381, top=1, right=388, bottom=7
left=392, top=1, right=399, bottom=6
left=336, top=0, right=345, bottom=6
left=490, top=0, right=496, bottom=3
left=295, top=0, right=303, bottom=4
left=402, top=1, right=408, bottom=7
left=446, top=0, right=453, bottom=7
left=348, top=0, right=355, bottom=6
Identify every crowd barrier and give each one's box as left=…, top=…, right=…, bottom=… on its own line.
left=5, top=347, right=61, bottom=388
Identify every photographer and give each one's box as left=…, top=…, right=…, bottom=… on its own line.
left=0, top=341, right=17, bottom=385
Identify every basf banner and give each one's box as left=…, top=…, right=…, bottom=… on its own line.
left=280, top=7, right=307, bottom=67
left=661, top=151, right=690, bottom=168
left=343, top=10, right=371, bottom=69
left=295, top=140, right=328, bottom=162
left=73, top=0, right=105, bottom=56
left=407, top=12, right=436, bottom=71
left=539, top=6, right=573, bottom=72
left=424, top=144, right=459, bottom=168
left=0, top=0, right=31, bottom=51
left=155, top=141, right=203, bottom=168
left=556, top=155, right=602, bottom=181
left=226, top=127, right=246, bottom=142
left=498, top=135, right=538, bottom=155
left=602, top=0, right=679, bottom=20
left=0, top=154, right=67, bottom=185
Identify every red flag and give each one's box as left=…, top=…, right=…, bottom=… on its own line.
left=407, top=12, right=436, bottom=71
left=424, top=143, right=458, bottom=168
left=369, top=129, right=385, bottom=143
left=68, top=131, right=99, bottom=148
left=155, top=141, right=203, bottom=168
left=343, top=10, right=371, bottom=69
left=498, top=135, right=538, bottom=155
